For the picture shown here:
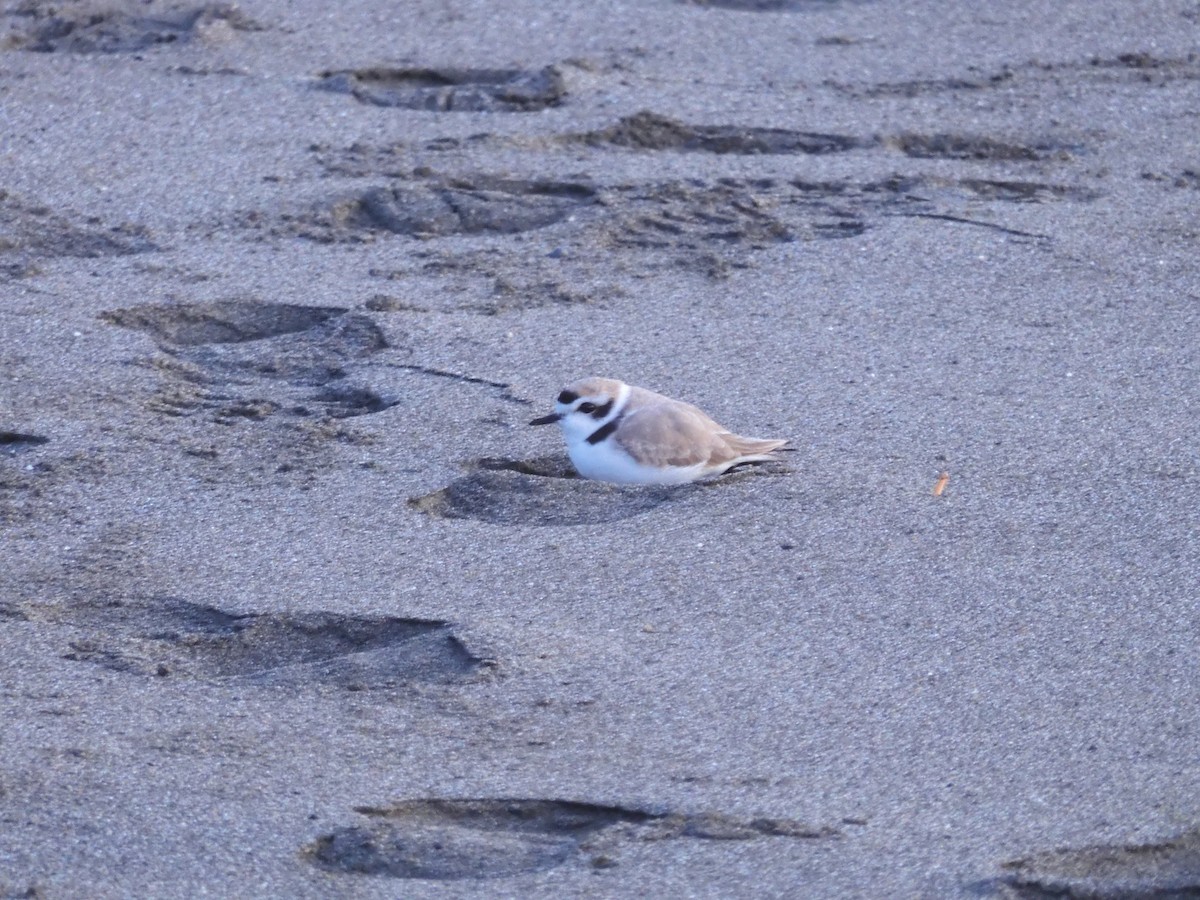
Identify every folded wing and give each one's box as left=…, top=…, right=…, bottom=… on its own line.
left=615, top=401, right=786, bottom=469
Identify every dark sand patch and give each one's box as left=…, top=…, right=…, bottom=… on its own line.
left=317, top=65, right=566, bottom=112
left=830, top=52, right=1200, bottom=99
left=888, top=133, right=1076, bottom=162
left=28, top=597, right=482, bottom=688
left=101, top=300, right=393, bottom=419
left=604, top=179, right=795, bottom=250
left=574, top=111, right=867, bottom=155
left=408, top=466, right=685, bottom=527
left=956, top=179, right=1100, bottom=203
left=4, top=1, right=262, bottom=53
left=282, top=175, right=598, bottom=243
left=0, top=431, right=49, bottom=455
left=100, top=300, right=347, bottom=346
left=1141, top=170, right=1200, bottom=190
left=292, top=161, right=1093, bottom=278
left=306, top=798, right=838, bottom=879
left=999, top=827, right=1200, bottom=898
left=0, top=190, right=155, bottom=263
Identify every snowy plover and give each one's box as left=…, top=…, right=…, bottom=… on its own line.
left=530, top=377, right=789, bottom=484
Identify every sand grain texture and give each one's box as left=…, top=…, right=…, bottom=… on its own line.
left=1, top=0, right=1198, bottom=895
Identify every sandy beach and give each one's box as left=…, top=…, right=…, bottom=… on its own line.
left=2, top=0, right=1199, bottom=895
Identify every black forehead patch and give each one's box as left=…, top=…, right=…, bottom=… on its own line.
left=557, top=390, right=579, bottom=405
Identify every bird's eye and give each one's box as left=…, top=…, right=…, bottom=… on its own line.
left=577, top=402, right=597, bottom=414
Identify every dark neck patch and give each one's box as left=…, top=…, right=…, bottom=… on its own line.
left=557, top=390, right=579, bottom=405
left=586, top=419, right=619, bottom=445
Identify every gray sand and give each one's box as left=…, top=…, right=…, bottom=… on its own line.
left=2, top=0, right=1198, bottom=896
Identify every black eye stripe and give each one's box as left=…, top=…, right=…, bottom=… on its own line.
left=589, top=399, right=613, bottom=419
left=557, top=390, right=579, bottom=405
left=575, top=399, right=612, bottom=417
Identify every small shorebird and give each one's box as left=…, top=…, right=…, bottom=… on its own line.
left=530, top=377, right=789, bottom=485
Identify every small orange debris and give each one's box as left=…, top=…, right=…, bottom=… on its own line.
left=933, top=471, right=950, bottom=497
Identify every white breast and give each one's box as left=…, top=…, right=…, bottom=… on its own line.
left=566, top=437, right=706, bottom=485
